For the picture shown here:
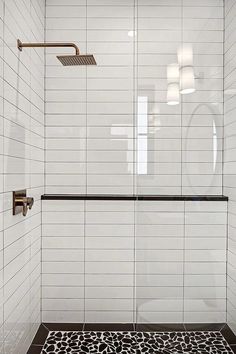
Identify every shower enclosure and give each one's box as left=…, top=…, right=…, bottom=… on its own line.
left=42, top=0, right=227, bottom=330
left=4, top=0, right=236, bottom=352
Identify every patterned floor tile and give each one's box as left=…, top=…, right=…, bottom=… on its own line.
left=41, top=331, right=233, bottom=354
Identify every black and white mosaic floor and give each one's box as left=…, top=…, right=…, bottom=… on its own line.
left=41, top=330, right=234, bottom=354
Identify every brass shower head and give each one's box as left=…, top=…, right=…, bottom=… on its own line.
left=17, top=39, right=97, bottom=66
left=57, top=54, right=97, bottom=66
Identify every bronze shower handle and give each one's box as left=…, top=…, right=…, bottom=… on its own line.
left=27, top=196, right=34, bottom=209
left=17, top=196, right=34, bottom=216
left=22, top=198, right=28, bottom=217
left=22, top=197, right=34, bottom=216
left=13, top=190, right=34, bottom=216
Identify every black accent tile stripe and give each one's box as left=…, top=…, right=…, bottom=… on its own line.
left=27, top=345, right=43, bottom=354
left=41, top=194, right=228, bottom=201
left=84, top=323, right=135, bottom=331
left=41, top=194, right=136, bottom=201
left=138, top=195, right=228, bottom=201
left=43, top=322, right=83, bottom=331
left=32, top=324, right=49, bottom=345
left=230, top=345, right=236, bottom=353
left=221, top=325, right=236, bottom=345
left=136, top=323, right=185, bottom=332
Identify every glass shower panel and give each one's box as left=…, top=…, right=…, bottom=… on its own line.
left=135, top=0, right=225, bottom=328
left=135, top=0, right=183, bottom=329
left=180, top=0, right=224, bottom=325
left=53, top=0, right=226, bottom=329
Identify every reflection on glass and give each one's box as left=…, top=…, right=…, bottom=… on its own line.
left=178, top=44, right=193, bottom=67
left=167, top=63, right=180, bottom=105
left=128, top=30, right=137, bottom=37
left=180, top=66, right=195, bottom=95
left=167, top=83, right=180, bottom=106
left=110, top=126, right=131, bottom=137
left=137, top=96, right=148, bottom=175
left=149, top=115, right=161, bottom=133
left=178, top=44, right=196, bottom=95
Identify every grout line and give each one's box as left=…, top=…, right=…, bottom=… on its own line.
left=42, top=323, right=50, bottom=332
left=181, top=0, right=183, bottom=197
left=41, top=0, right=46, bottom=329
left=2, top=0, right=5, bottom=345
left=30, top=344, right=44, bottom=348
left=83, top=0, right=88, bottom=327
left=132, top=0, right=137, bottom=327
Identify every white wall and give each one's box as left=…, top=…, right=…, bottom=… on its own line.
left=224, top=0, right=236, bottom=335
left=0, top=0, right=45, bottom=353
left=45, top=0, right=224, bottom=196
left=42, top=199, right=227, bottom=324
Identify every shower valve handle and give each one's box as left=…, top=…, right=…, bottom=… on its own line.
left=13, top=190, right=34, bottom=217
left=21, top=197, right=34, bottom=216
left=27, top=197, right=34, bottom=209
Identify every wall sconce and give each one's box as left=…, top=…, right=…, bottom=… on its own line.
left=178, top=44, right=196, bottom=95
left=167, top=63, right=180, bottom=105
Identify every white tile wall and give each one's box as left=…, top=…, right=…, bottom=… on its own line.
left=224, top=0, right=236, bottom=335
left=85, top=201, right=135, bottom=323
left=184, top=201, right=227, bottom=323
left=42, top=199, right=227, bottom=324
left=0, top=0, right=45, bottom=353
left=0, top=1, right=4, bottom=349
left=42, top=200, right=84, bottom=323
left=136, top=201, right=184, bottom=323
left=45, top=0, right=224, bottom=196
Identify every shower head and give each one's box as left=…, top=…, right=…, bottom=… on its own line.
left=57, top=54, right=96, bottom=66
left=17, top=39, right=97, bottom=66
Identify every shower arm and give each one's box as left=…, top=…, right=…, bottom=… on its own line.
left=17, top=39, right=80, bottom=55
